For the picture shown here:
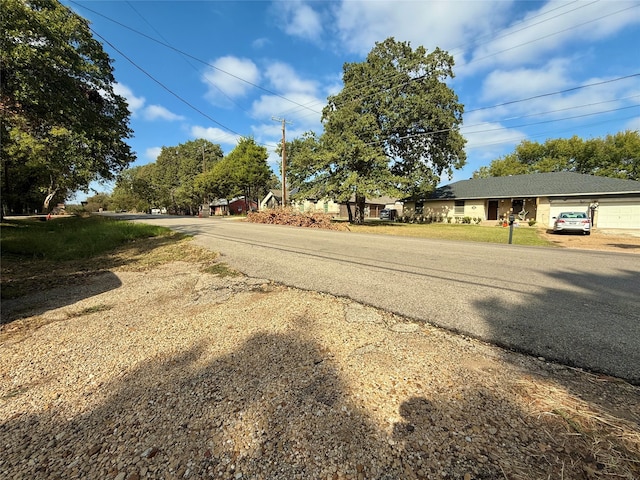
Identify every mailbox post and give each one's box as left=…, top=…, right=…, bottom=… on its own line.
left=508, top=214, right=515, bottom=244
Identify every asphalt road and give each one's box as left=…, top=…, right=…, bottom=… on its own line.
left=126, top=214, right=640, bottom=383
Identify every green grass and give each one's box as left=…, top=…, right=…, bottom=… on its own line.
left=1, top=215, right=171, bottom=261
left=1, top=215, right=225, bottom=301
left=347, top=222, right=553, bottom=247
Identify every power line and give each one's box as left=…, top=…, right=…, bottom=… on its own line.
left=73, top=0, right=636, bottom=130
left=73, top=0, right=637, bottom=155
left=361, top=103, right=638, bottom=148
left=466, top=113, right=639, bottom=149
left=466, top=73, right=640, bottom=113
left=468, top=3, right=639, bottom=66
left=90, top=27, right=282, bottom=150
left=69, top=1, right=323, bottom=116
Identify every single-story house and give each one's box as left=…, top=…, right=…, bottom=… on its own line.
left=338, top=195, right=403, bottom=219
left=260, top=189, right=298, bottom=210
left=403, top=172, right=640, bottom=229
left=260, top=189, right=402, bottom=219
left=210, top=197, right=257, bottom=215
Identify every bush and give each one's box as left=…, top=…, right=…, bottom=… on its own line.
left=528, top=219, right=537, bottom=226
left=462, top=216, right=472, bottom=224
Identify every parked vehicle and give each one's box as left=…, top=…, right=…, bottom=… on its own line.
left=379, top=209, right=397, bottom=221
left=553, top=211, right=590, bottom=235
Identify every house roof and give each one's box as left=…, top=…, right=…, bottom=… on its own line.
left=430, top=172, right=640, bottom=200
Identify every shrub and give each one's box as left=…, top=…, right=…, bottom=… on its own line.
left=462, top=216, right=472, bottom=224
left=528, top=219, right=537, bottom=226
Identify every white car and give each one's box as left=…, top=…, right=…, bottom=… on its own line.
left=553, top=212, right=591, bottom=235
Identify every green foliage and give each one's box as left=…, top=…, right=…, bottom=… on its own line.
left=1, top=0, right=135, bottom=213
left=287, top=38, right=466, bottom=224
left=1, top=215, right=170, bottom=261
left=112, top=139, right=224, bottom=213
left=195, top=137, right=272, bottom=209
left=84, top=193, right=113, bottom=212
left=474, top=131, right=640, bottom=180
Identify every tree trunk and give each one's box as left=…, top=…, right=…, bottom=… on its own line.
left=353, top=193, right=366, bottom=225
left=346, top=203, right=353, bottom=223
left=43, top=190, right=58, bottom=212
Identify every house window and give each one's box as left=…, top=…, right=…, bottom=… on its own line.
left=454, top=200, right=465, bottom=215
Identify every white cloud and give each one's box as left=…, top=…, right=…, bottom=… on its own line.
left=330, top=1, right=505, bottom=56
left=202, top=56, right=261, bottom=105
left=265, top=62, right=318, bottom=94
left=481, top=59, right=571, bottom=103
left=465, top=1, right=640, bottom=74
left=113, top=83, right=145, bottom=115
left=252, top=37, right=270, bottom=49
left=462, top=110, right=527, bottom=154
left=478, top=70, right=640, bottom=131
left=112, top=84, right=183, bottom=123
left=143, top=105, right=185, bottom=122
left=145, top=147, right=162, bottom=162
left=251, top=93, right=323, bottom=127
left=190, top=125, right=241, bottom=146
left=277, top=1, right=324, bottom=42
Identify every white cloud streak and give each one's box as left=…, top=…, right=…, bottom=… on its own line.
left=202, top=56, right=261, bottom=105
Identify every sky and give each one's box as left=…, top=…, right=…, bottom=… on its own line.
left=64, top=0, right=640, bottom=201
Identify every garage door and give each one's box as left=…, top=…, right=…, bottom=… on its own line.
left=596, top=201, right=640, bottom=229
left=548, top=201, right=589, bottom=227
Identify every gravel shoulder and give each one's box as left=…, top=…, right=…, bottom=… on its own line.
left=1, top=241, right=639, bottom=479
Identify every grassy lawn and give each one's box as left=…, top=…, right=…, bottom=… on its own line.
left=0, top=215, right=222, bottom=300
left=347, top=221, right=554, bottom=247
left=1, top=215, right=170, bottom=261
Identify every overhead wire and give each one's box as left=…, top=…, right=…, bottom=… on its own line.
left=90, top=27, right=278, bottom=150
left=71, top=0, right=637, bottom=153
left=278, top=0, right=603, bottom=118
left=123, top=0, right=258, bottom=145
left=69, top=0, right=324, bottom=116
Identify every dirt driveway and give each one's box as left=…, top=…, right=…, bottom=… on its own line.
left=540, top=228, right=640, bottom=254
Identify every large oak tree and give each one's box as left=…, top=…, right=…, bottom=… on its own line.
left=1, top=0, right=134, bottom=214
left=287, top=38, right=466, bottom=223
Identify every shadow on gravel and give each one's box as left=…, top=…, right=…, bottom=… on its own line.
left=3, top=325, right=639, bottom=479
left=1, top=234, right=189, bottom=325
left=0, top=271, right=122, bottom=325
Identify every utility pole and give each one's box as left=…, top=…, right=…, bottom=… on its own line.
left=272, top=116, right=292, bottom=207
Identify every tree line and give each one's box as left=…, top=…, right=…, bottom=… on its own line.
left=108, top=137, right=275, bottom=214
left=473, top=131, right=640, bottom=180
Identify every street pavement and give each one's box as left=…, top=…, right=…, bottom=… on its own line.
left=127, top=214, right=640, bottom=383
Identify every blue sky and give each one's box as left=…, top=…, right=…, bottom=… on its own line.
left=65, top=0, right=640, bottom=200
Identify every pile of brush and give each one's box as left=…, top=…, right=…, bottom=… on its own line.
left=246, top=208, right=345, bottom=230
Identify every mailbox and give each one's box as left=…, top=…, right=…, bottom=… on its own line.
left=508, top=214, right=515, bottom=225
